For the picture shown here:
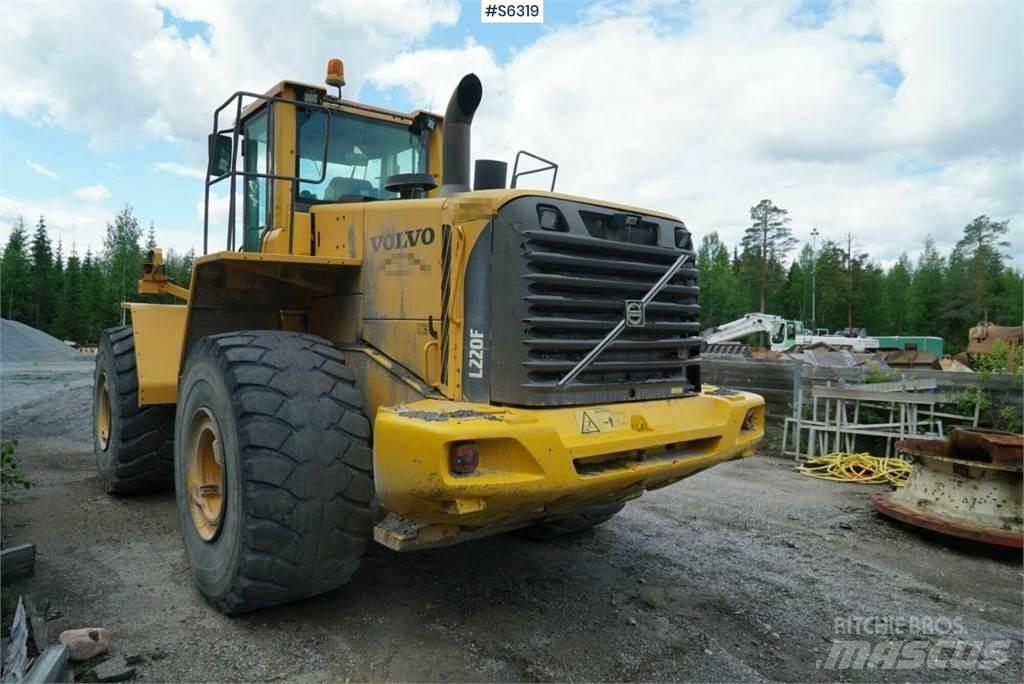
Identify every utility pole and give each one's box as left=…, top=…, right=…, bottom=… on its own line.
left=810, top=227, right=819, bottom=331
left=846, top=231, right=854, bottom=333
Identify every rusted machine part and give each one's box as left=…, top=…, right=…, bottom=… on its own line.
left=872, top=439, right=1023, bottom=548
left=948, top=428, right=1023, bottom=467
left=967, top=322, right=1023, bottom=356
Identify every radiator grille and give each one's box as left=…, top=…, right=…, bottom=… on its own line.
left=520, top=230, right=702, bottom=390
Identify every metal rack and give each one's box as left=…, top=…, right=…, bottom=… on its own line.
left=783, top=375, right=980, bottom=461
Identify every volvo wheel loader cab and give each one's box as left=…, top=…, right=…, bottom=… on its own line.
left=93, top=59, right=765, bottom=613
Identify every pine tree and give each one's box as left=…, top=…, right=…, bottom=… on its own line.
left=740, top=200, right=795, bottom=313
left=990, top=268, right=1023, bottom=326
left=953, top=215, right=1011, bottom=323
left=882, top=254, right=913, bottom=335
left=146, top=222, right=158, bottom=251
left=811, top=241, right=847, bottom=332
left=908, top=238, right=947, bottom=337
left=29, top=215, right=57, bottom=331
left=81, top=249, right=106, bottom=343
left=54, top=245, right=84, bottom=342
left=1, top=217, right=34, bottom=321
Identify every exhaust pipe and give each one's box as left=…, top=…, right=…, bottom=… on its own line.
left=439, top=73, right=482, bottom=197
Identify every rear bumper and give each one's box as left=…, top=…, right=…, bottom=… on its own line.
left=373, top=388, right=764, bottom=528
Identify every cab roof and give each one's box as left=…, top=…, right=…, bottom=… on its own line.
left=240, top=79, right=441, bottom=126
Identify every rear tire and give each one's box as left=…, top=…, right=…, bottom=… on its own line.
left=93, top=326, right=175, bottom=494
left=516, top=502, right=625, bottom=540
left=174, top=331, right=375, bottom=614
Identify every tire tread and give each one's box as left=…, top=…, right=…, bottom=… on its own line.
left=182, top=331, right=373, bottom=614
left=96, top=325, right=175, bottom=493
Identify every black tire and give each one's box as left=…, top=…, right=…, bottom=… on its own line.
left=516, top=502, right=626, bottom=540
left=94, top=325, right=175, bottom=494
left=175, top=331, right=375, bottom=614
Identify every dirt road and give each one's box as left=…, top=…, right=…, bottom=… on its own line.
left=2, top=362, right=1021, bottom=682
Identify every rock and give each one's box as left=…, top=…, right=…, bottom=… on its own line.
left=58, top=627, right=110, bottom=662
left=626, top=617, right=637, bottom=626
left=704, top=648, right=714, bottom=655
left=88, top=655, right=137, bottom=682
left=124, top=653, right=144, bottom=665
left=838, top=521, right=853, bottom=530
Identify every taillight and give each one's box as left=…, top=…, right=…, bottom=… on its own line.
left=450, top=442, right=479, bottom=474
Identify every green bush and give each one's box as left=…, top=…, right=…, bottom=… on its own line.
left=864, top=361, right=899, bottom=384
left=1, top=440, right=34, bottom=504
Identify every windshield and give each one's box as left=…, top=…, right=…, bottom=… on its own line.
left=296, top=108, right=428, bottom=203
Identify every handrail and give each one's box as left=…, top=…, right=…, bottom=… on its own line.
left=510, top=150, right=559, bottom=192
left=202, top=90, right=336, bottom=255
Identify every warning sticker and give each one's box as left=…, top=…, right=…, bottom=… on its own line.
left=575, top=407, right=627, bottom=434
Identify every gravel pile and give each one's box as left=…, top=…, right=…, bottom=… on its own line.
left=1, top=319, right=88, bottom=363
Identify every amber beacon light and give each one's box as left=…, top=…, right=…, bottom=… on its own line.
left=326, top=58, right=346, bottom=90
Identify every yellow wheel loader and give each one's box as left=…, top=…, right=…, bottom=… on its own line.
left=92, top=59, right=764, bottom=613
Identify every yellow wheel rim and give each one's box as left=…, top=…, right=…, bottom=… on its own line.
left=185, top=409, right=225, bottom=542
left=95, top=373, right=112, bottom=451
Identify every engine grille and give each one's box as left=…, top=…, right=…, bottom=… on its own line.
left=485, top=196, right=702, bottom=407
left=522, top=230, right=701, bottom=388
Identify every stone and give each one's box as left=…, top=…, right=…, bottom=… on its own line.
left=88, top=655, right=137, bottom=682
left=58, top=627, right=110, bottom=662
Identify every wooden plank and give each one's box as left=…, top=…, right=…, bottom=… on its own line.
left=23, top=595, right=48, bottom=655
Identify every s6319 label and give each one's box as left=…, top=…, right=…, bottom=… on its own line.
left=481, top=0, right=543, bottom=23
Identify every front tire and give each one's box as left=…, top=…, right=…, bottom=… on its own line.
left=517, top=502, right=626, bottom=540
left=175, top=331, right=375, bottom=614
left=93, top=326, right=175, bottom=494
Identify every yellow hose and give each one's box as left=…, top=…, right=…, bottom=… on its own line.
left=796, top=452, right=911, bottom=487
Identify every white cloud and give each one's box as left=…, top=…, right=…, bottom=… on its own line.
left=152, top=161, right=205, bottom=180
left=72, top=185, right=112, bottom=201
left=0, top=1, right=459, bottom=156
left=0, top=196, right=199, bottom=257
left=0, top=196, right=108, bottom=253
left=25, top=160, right=59, bottom=179
left=3, top=0, right=1020, bottom=266
left=369, top=0, right=1023, bottom=265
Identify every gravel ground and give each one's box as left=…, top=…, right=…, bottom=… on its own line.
left=2, top=362, right=1021, bottom=683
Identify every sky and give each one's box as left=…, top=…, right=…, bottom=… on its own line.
left=1, top=0, right=1021, bottom=267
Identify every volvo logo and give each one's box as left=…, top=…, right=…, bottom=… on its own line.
left=625, top=300, right=646, bottom=328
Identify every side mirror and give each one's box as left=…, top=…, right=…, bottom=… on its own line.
left=207, top=134, right=233, bottom=179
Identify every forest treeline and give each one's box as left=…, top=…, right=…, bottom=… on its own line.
left=0, top=206, right=194, bottom=345
left=1, top=201, right=1020, bottom=353
left=698, top=201, right=1021, bottom=353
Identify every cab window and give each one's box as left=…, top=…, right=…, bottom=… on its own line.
left=242, top=109, right=269, bottom=252
left=295, top=109, right=428, bottom=203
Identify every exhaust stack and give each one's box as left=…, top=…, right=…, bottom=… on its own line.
left=439, top=73, right=483, bottom=197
